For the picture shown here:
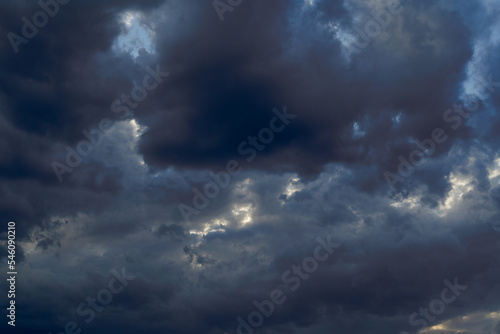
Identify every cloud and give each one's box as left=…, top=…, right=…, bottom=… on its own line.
left=1, top=1, right=500, bottom=334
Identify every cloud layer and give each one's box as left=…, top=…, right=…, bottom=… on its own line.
left=1, top=0, right=500, bottom=333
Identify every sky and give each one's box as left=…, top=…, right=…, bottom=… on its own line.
left=1, top=0, right=500, bottom=333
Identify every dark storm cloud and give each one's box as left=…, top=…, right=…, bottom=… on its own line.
left=0, top=0, right=163, bottom=183
left=155, top=223, right=186, bottom=240
left=1, top=0, right=500, bottom=334
left=2, top=161, right=500, bottom=334
left=0, top=0, right=167, bottom=239
left=137, top=0, right=480, bottom=185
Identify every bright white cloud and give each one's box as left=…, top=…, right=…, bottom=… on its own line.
left=112, top=10, right=156, bottom=58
